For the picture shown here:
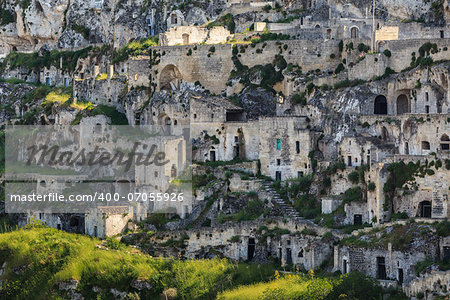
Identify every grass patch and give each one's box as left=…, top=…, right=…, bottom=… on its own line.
left=0, top=227, right=279, bottom=299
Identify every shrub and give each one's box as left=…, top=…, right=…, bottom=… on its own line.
left=338, top=40, right=343, bottom=52
left=383, top=49, right=392, bottom=57
left=209, top=46, right=216, bottom=53
left=434, top=221, right=450, bottom=237
left=72, top=24, right=90, bottom=39
left=105, top=238, right=126, bottom=250
left=368, top=181, right=376, bottom=191
left=342, top=187, right=363, bottom=203
left=348, top=171, right=359, bottom=184
left=0, top=9, right=14, bottom=25
left=346, top=42, right=353, bottom=51
left=230, top=235, right=240, bottom=243
left=90, top=105, right=128, bottom=125
left=391, top=212, right=409, bottom=221
left=291, top=92, right=307, bottom=106
left=334, top=63, right=344, bottom=74
left=357, top=43, right=370, bottom=53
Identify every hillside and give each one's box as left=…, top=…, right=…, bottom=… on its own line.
left=0, top=226, right=391, bottom=299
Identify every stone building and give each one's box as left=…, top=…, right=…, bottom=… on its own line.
left=85, top=206, right=133, bottom=238
left=259, top=116, right=314, bottom=180
left=333, top=243, right=429, bottom=285
left=191, top=97, right=315, bottom=180
left=338, top=136, right=398, bottom=167
left=159, top=26, right=231, bottom=46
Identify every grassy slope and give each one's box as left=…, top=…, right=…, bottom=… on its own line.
left=0, top=227, right=276, bottom=299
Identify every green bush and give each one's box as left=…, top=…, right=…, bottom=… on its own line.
left=434, top=221, right=450, bottom=237
left=0, top=8, right=14, bottom=25
left=368, top=181, right=376, bottom=191
left=391, top=212, right=409, bottom=221
left=347, top=171, right=359, bottom=184
left=357, top=43, right=370, bottom=53
left=90, top=105, right=128, bottom=125
left=334, top=63, right=345, bottom=74
left=342, top=187, right=363, bottom=203
left=291, top=92, right=307, bottom=106
left=338, top=40, right=343, bottom=52
left=105, top=238, right=126, bottom=250
left=206, top=13, right=235, bottom=33
left=383, top=49, right=392, bottom=57
left=72, top=24, right=90, bottom=39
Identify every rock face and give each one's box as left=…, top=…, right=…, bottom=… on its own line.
left=238, top=87, right=276, bottom=120
left=0, top=0, right=445, bottom=55
left=0, top=0, right=227, bottom=54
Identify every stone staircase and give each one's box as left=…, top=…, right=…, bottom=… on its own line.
left=262, top=181, right=303, bottom=221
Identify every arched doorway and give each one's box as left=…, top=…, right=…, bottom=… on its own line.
left=182, top=33, right=189, bottom=44
left=351, top=27, right=359, bottom=39
left=418, top=201, right=432, bottom=218
left=374, top=95, right=387, bottom=114
left=160, top=64, right=182, bottom=90
left=378, top=41, right=386, bottom=52
left=396, top=94, right=409, bottom=115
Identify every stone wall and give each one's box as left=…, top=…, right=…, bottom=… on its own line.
left=259, top=116, right=313, bottom=180
left=159, top=26, right=231, bottom=46
left=334, top=244, right=432, bottom=285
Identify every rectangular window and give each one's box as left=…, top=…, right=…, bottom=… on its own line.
left=276, top=139, right=281, bottom=150
left=277, top=159, right=281, bottom=166
left=296, top=141, right=300, bottom=154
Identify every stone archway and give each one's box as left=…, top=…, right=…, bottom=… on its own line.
left=396, top=94, right=409, bottom=115
left=160, top=64, right=182, bottom=91
left=378, top=41, right=386, bottom=52
left=182, top=33, right=189, bottom=44
left=374, top=95, right=387, bottom=115
left=350, top=27, right=359, bottom=39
